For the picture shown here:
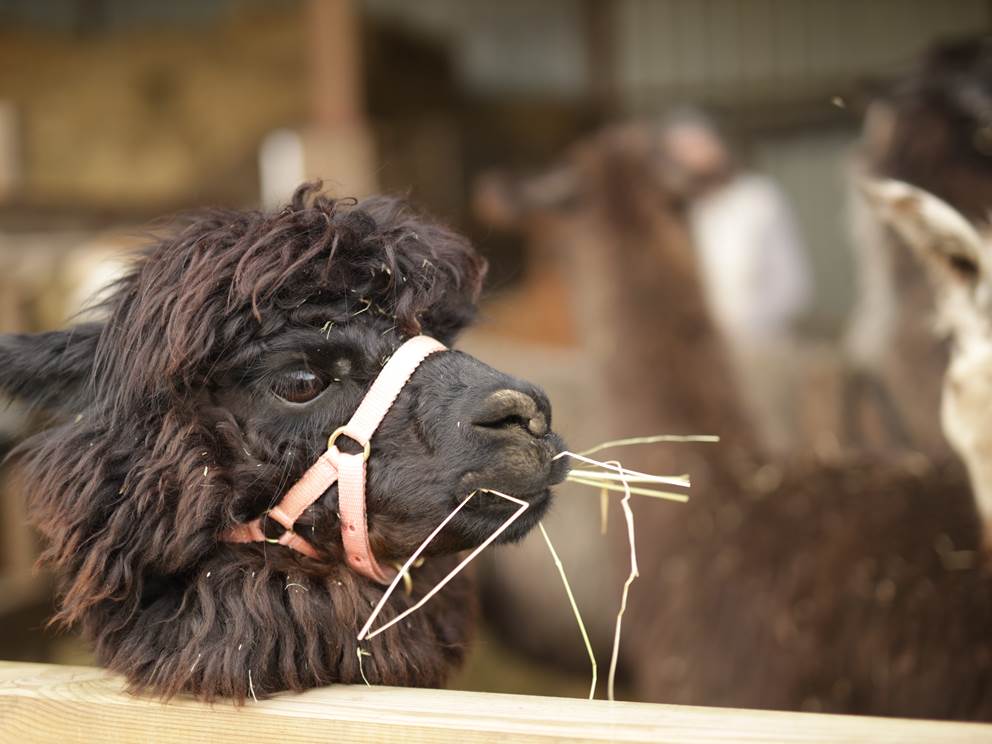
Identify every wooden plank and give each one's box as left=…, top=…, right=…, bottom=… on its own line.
left=1, top=662, right=991, bottom=744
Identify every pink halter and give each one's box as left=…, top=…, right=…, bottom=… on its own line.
left=222, top=335, right=447, bottom=584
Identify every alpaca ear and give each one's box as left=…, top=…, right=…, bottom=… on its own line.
left=0, top=323, right=101, bottom=413
left=860, top=178, right=985, bottom=282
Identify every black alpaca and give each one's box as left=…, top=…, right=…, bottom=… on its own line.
left=0, top=184, right=568, bottom=701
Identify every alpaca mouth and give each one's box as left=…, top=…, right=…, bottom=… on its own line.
left=457, top=441, right=567, bottom=509
left=467, top=486, right=552, bottom=511
left=510, top=487, right=553, bottom=536
left=458, top=484, right=554, bottom=539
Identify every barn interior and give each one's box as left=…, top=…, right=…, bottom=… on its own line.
left=0, top=0, right=989, bottom=702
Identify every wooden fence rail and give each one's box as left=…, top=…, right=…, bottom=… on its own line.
left=1, top=661, right=991, bottom=743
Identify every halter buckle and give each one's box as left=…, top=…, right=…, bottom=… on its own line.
left=328, top=426, right=371, bottom=461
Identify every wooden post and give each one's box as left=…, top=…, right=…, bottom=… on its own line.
left=1, top=662, right=991, bottom=743
left=301, top=0, right=377, bottom=199
left=0, top=101, right=19, bottom=202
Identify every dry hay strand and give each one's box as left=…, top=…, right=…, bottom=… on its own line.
left=353, top=434, right=715, bottom=702
left=556, top=435, right=718, bottom=700
left=356, top=487, right=599, bottom=699
left=358, top=489, right=529, bottom=642
left=605, top=458, right=636, bottom=702
left=578, top=434, right=719, bottom=456
left=538, top=521, right=597, bottom=699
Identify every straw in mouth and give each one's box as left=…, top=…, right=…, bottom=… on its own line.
left=352, top=432, right=717, bottom=702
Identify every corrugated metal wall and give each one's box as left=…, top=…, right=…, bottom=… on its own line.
left=616, top=0, right=990, bottom=109
left=366, top=0, right=990, bottom=106
left=363, top=0, right=588, bottom=96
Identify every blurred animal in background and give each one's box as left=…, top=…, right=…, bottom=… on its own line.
left=468, top=167, right=626, bottom=675
left=471, top=121, right=777, bottom=679
left=477, top=111, right=814, bottom=459
left=480, top=123, right=992, bottom=721
left=658, top=109, right=813, bottom=456
left=866, top=178, right=992, bottom=549
left=0, top=184, right=572, bottom=701
left=844, top=36, right=992, bottom=454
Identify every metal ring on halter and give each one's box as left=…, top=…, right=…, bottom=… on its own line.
left=260, top=510, right=286, bottom=545
left=328, top=426, right=371, bottom=461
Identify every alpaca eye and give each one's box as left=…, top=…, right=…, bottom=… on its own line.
left=973, top=124, right=992, bottom=156
left=271, top=370, right=328, bottom=405
left=947, top=253, right=979, bottom=281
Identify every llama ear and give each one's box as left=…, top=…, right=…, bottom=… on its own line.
left=0, top=323, right=101, bottom=413
left=472, top=172, right=525, bottom=229
left=860, top=178, right=985, bottom=281
left=472, top=167, right=579, bottom=229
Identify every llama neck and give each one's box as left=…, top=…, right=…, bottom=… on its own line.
left=942, top=345, right=992, bottom=547
left=562, top=211, right=758, bottom=455
left=961, top=456, right=992, bottom=549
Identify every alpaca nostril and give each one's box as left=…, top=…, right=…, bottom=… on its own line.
left=472, top=389, right=549, bottom=438
left=528, top=414, right=548, bottom=437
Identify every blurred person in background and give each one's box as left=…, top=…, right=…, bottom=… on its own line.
left=660, top=110, right=813, bottom=455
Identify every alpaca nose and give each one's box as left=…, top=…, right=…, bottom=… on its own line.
left=471, top=388, right=550, bottom=438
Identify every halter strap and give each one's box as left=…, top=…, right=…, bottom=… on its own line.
left=222, top=335, right=447, bottom=583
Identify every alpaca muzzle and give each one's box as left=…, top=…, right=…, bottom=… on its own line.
left=222, top=335, right=447, bottom=584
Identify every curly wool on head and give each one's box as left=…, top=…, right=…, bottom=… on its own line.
left=92, top=184, right=487, bottom=421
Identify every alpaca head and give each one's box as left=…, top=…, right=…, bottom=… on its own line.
left=863, top=35, right=992, bottom=221
left=0, top=184, right=568, bottom=699
left=474, top=123, right=692, bottom=276
left=864, top=178, right=992, bottom=543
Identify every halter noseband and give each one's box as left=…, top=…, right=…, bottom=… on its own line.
left=222, top=335, right=447, bottom=584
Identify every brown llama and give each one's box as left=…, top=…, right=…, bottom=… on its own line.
left=0, top=184, right=570, bottom=702
left=866, top=36, right=992, bottom=222
left=484, top=124, right=992, bottom=720
left=471, top=129, right=762, bottom=676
